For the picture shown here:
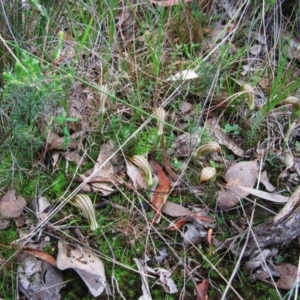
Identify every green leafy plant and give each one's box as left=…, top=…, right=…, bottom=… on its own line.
left=224, top=123, right=241, bottom=135
left=0, top=51, right=70, bottom=170
left=55, top=111, right=79, bottom=149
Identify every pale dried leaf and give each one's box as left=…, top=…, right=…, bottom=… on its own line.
left=166, top=70, right=198, bottom=81
left=170, top=132, right=200, bottom=157
left=18, top=256, right=65, bottom=300
left=209, top=22, right=226, bottom=43
left=279, top=151, right=294, bottom=179
left=145, top=265, right=178, bottom=294
left=253, top=32, right=266, bottom=44
left=183, top=224, right=207, bottom=246
left=249, top=44, right=262, bottom=55
left=35, top=196, right=51, bottom=222
left=126, top=159, right=140, bottom=188
left=56, top=241, right=106, bottom=297
left=155, top=248, right=168, bottom=264
left=158, top=271, right=178, bottom=294
left=180, top=101, right=194, bottom=115
left=0, top=190, right=26, bottom=218
left=238, top=186, right=288, bottom=203
left=79, top=141, right=118, bottom=195
left=133, top=258, right=152, bottom=300
left=0, top=218, right=11, bottom=229
left=63, top=151, right=85, bottom=166
left=94, top=141, right=115, bottom=176
left=260, top=171, right=276, bottom=192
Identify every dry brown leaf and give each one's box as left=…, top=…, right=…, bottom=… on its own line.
left=275, top=263, right=299, bottom=290
left=180, top=101, right=194, bottom=115
left=217, top=160, right=258, bottom=209
left=208, top=119, right=247, bottom=157
left=63, top=151, right=85, bottom=166
left=207, top=228, right=213, bottom=246
left=0, top=190, right=26, bottom=218
left=56, top=241, right=106, bottom=297
left=162, top=201, right=192, bottom=217
left=196, top=279, right=209, bottom=300
left=151, top=161, right=171, bottom=224
left=125, top=159, right=140, bottom=188
left=46, top=131, right=78, bottom=151
left=79, top=141, right=117, bottom=195
left=169, top=219, right=188, bottom=230
left=169, top=132, right=200, bottom=157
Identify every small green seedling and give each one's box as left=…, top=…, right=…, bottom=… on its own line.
left=224, top=123, right=241, bottom=135
left=55, top=111, right=79, bottom=149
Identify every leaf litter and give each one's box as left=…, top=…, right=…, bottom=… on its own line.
left=4, top=1, right=300, bottom=299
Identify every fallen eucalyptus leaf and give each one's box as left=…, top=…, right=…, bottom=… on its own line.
left=133, top=258, right=152, bottom=300
left=56, top=241, right=106, bottom=297
left=0, top=190, right=26, bottom=218
left=260, top=171, right=276, bottom=192
left=126, top=159, right=140, bottom=188
left=238, top=186, right=288, bottom=203
left=196, top=279, right=209, bottom=300
left=151, top=161, right=171, bottom=224
left=166, top=69, right=198, bottom=81
left=162, top=201, right=192, bottom=217
left=275, top=263, right=300, bottom=290
left=217, top=160, right=258, bottom=208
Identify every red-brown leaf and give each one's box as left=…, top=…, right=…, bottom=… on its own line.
left=207, top=228, right=213, bottom=246
left=196, top=279, right=209, bottom=300
left=151, top=161, right=171, bottom=224
left=24, top=247, right=57, bottom=267
left=169, top=218, right=187, bottom=230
